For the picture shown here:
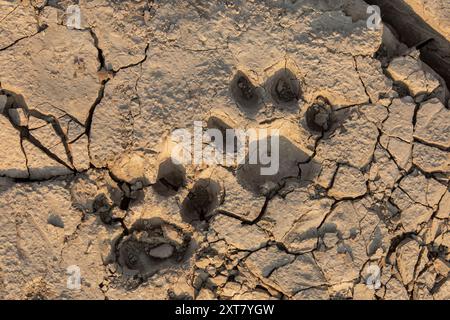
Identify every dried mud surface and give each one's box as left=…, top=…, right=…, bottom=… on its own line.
left=0, top=0, right=448, bottom=300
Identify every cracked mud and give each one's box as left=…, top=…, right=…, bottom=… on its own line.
left=0, top=0, right=448, bottom=300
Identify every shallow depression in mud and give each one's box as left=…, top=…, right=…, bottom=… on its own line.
left=153, top=158, right=186, bottom=196
left=267, top=68, right=301, bottom=107
left=236, top=135, right=316, bottom=195
left=206, top=115, right=239, bottom=154
left=116, top=217, right=192, bottom=277
left=230, top=71, right=261, bottom=110
left=305, top=96, right=334, bottom=133
left=181, top=178, right=222, bottom=223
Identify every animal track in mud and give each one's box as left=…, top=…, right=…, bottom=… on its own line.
left=267, top=68, right=301, bottom=106
left=206, top=115, right=238, bottom=153
left=116, top=217, right=192, bottom=277
left=153, top=158, right=186, bottom=196
left=305, top=96, right=334, bottom=133
left=181, top=179, right=222, bottom=223
left=93, top=193, right=114, bottom=224
left=237, top=136, right=314, bottom=195
left=230, top=71, right=261, bottom=110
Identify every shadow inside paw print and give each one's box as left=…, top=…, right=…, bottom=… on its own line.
left=230, top=71, right=262, bottom=113
left=153, top=158, right=186, bottom=196
left=206, top=115, right=238, bottom=154
left=181, top=178, right=222, bottom=223
left=236, top=135, right=318, bottom=195
left=305, top=96, right=334, bottom=133
left=266, top=68, right=302, bottom=109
